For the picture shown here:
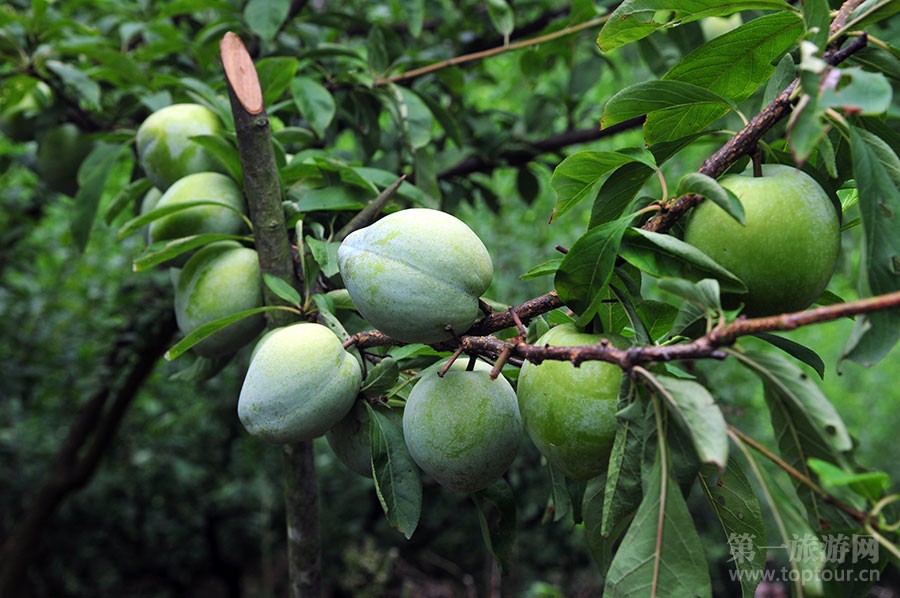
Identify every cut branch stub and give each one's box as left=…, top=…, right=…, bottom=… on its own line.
left=220, top=31, right=264, bottom=115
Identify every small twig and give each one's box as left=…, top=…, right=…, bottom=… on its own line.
left=728, top=425, right=873, bottom=527
left=437, top=346, right=465, bottom=378
left=490, top=346, right=512, bottom=380
left=375, top=15, right=609, bottom=86
left=335, top=175, right=407, bottom=241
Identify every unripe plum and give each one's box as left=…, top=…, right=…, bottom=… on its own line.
left=238, top=323, right=362, bottom=444
left=174, top=241, right=265, bottom=358
left=516, top=324, right=623, bottom=480
left=148, top=171, right=246, bottom=249
left=683, top=164, right=840, bottom=316
left=326, top=400, right=404, bottom=478
left=403, top=360, right=522, bottom=494
left=136, top=103, right=227, bottom=191
left=337, top=208, right=493, bottom=343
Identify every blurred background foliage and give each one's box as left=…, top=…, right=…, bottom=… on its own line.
left=1, top=0, right=898, bottom=596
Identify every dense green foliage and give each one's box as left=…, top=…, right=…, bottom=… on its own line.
left=2, top=0, right=899, bottom=596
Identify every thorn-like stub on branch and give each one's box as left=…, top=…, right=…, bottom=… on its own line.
left=220, top=32, right=264, bottom=115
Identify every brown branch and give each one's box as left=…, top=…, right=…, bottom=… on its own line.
left=221, top=32, right=320, bottom=598
left=642, top=20, right=869, bottom=234
left=374, top=15, right=609, bottom=86
left=0, top=298, right=176, bottom=598
left=438, top=117, right=646, bottom=180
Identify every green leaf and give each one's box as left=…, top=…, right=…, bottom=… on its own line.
left=71, top=142, right=130, bottom=252
left=103, top=177, right=153, bottom=225
left=821, top=67, right=893, bottom=116
left=604, top=458, right=712, bottom=596
left=655, top=376, right=728, bottom=470
left=471, top=478, right=517, bottom=575
left=243, top=0, right=291, bottom=41
left=391, top=87, right=434, bottom=150
left=845, top=0, right=900, bottom=32
left=763, top=54, right=797, bottom=107
left=638, top=301, right=678, bottom=342
left=132, top=234, right=252, bottom=271
left=735, top=351, right=855, bottom=530
left=645, top=12, right=804, bottom=144
left=546, top=462, right=572, bottom=523
left=46, top=60, right=101, bottom=109
left=584, top=476, right=630, bottom=582
left=591, top=136, right=701, bottom=228
left=698, top=460, right=767, bottom=598
left=118, top=200, right=248, bottom=240
left=554, top=215, right=633, bottom=327
left=611, top=285, right=650, bottom=345
left=658, top=277, right=722, bottom=312
left=802, top=0, right=830, bottom=50
left=619, top=228, right=747, bottom=294
left=597, top=0, right=793, bottom=51
left=310, top=294, right=351, bottom=342
left=675, top=173, right=745, bottom=225
left=305, top=236, right=340, bottom=278
left=256, top=57, right=300, bottom=107
left=806, top=458, right=889, bottom=503
left=165, top=306, right=286, bottom=360
left=520, top=258, right=562, bottom=280
left=262, top=273, right=302, bottom=308
left=602, top=396, right=645, bottom=538
left=601, top=80, right=736, bottom=128
left=752, top=332, right=826, bottom=379
left=551, top=151, right=648, bottom=221
left=361, top=357, right=400, bottom=396
left=190, top=134, right=243, bottom=183
left=843, top=127, right=900, bottom=365
left=369, top=404, right=422, bottom=539
left=486, top=0, right=514, bottom=38
left=291, top=77, right=336, bottom=139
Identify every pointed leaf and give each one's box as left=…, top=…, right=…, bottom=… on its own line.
left=471, top=478, right=517, bottom=575
left=554, top=215, right=632, bottom=326
left=675, top=172, right=745, bottom=225
left=520, top=258, right=562, bottom=280
left=597, top=0, right=792, bottom=51
left=291, top=77, right=336, bottom=138
left=843, top=127, right=900, bottom=365
left=604, top=458, right=712, bottom=596
left=602, top=80, right=735, bottom=128
left=656, top=376, right=728, bottom=470
left=699, top=460, right=767, bottom=598
left=361, top=357, right=400, bottom=396
left=620, top=228, right=747, bottom=293
left=72, top=142, right=130, bottom=251
left=752, top=332, right=825, bottom=379
left=262, top=273, right=302, bottom=308
left=602, top=397, right=645, bottom=537
left=551, top=151, right=647, bottom=221
left=133, top=234, right=252, bottom=271
left=165, top=306, right=288, bottom=360
left=369, top=405, right=422, bottom=539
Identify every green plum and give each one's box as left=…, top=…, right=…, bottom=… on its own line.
left=148, top=172, right=246, bottom=246
left=238, top=323, right=362, bottom=444
left=337, top=208, right=493, bottom=343
left=403, top=360, right=522, bottom=494
left=683, top=164, right=840, bottom=316
left=326, top=401, right=404, bottom=478
left=136, top=103, right=226, bottom=191
left=174, top=241, right=264, bottom=358
left=516, top=324, right=623, bottom=480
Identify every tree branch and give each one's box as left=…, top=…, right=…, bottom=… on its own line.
left=221, top=32, right=321, bottom=598
left=642, top=26, right=869, bottom=234
left=374, top=15, right=609, bottom=86
left=438, top=117, right=646, bottom=180
left=348, top=290, right=900, bottom=370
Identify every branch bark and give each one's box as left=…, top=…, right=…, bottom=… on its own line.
left=0, top=291, right=176, bottom=598
left=221, top=32, right=321, bottom=598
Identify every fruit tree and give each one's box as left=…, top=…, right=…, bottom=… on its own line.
left=1, top=1, right=899, bottom=596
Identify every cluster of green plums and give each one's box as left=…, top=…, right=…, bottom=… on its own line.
left=135, top=103, right=266, bottom=359
left=136, top=101, right=840, bottom=492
